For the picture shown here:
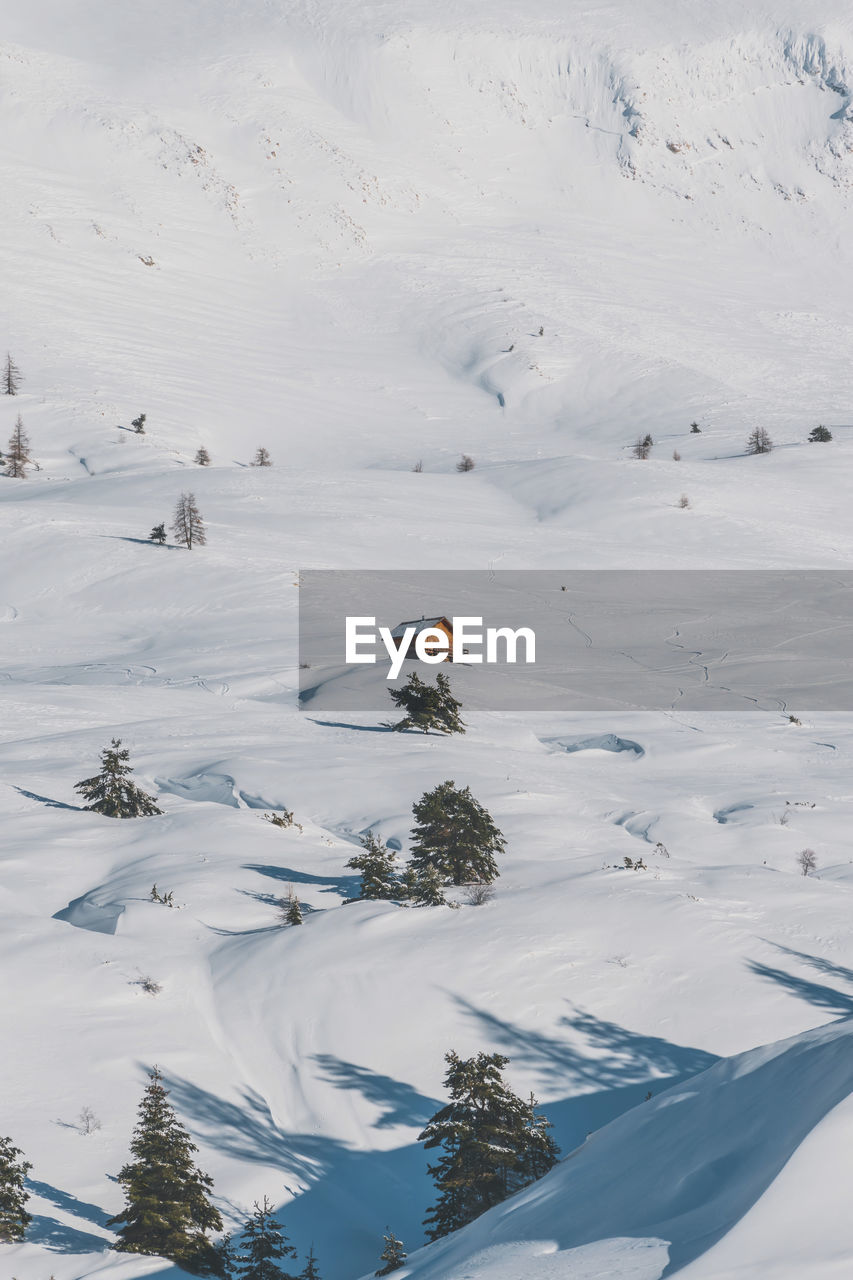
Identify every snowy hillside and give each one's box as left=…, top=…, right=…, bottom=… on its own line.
left=3, top=1, right=853, bottom=1278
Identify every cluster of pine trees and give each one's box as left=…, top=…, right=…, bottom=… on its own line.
left=345, top=779, right=506, bottom=907
left=388, top=670, right=464, bottom=734
left=2, top=1055, right=555, bottom=1271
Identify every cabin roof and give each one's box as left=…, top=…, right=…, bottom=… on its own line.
left=390, top=616, right=451, bottom=639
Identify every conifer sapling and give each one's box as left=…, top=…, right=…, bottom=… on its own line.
left=233, top=1195, right=297, bottom=1279
left=74, top=738, right=162, bottom=817
left=345, top=831, right=400, bottom=900
left=375, top=1228, right=407, bottom=1275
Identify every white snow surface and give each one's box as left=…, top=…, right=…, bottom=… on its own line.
left=3, top=1, right=853, bottom=1278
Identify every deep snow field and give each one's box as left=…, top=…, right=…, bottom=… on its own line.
left=3, top=1, right=853, bottom=1277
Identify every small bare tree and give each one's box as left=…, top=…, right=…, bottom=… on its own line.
left=796, top=848, right=817, bottom=877
left=5, top=415, right=32, bottom=478
left=678, top=494, right=690, bottom=508
left=78, top=1106, right=102, bottom=1135
left=252, top=447, right=272, bottom=467
left=4, top=353, right=23, bottom=395
left=672, top=449, right=681, bottom=461
left=746, top=426, right=773, bottom=455
left=631, top=437, right=651, bottom=460
left=412, top=460, right=423, bottom=473
left=456, top=454, right=475, bottom=472
left=462, top=882, right=495, bottom=906
left=194, top=447, right=211, bottom=466
left=172, top=491, right=206, bottom=549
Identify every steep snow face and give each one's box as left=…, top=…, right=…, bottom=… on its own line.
left=4, top=3, right=853, bottom=1280
left=4, top=0, right=853, bottom=480
left=394, top=1017, right=853, bottom=1280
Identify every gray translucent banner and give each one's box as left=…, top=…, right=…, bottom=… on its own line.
left=298, top=570, right=853, bottom=712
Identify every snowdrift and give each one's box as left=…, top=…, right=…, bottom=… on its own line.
left=395, top=1017, right=853, bottom=1280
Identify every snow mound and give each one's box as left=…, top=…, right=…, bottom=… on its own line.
left=397, top=1017, right=853, bottom=1280
left=53, top=892, right=125, bottom=936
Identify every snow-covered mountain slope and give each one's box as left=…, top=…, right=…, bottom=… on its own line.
left=3, top=2, right=853, bottom=1279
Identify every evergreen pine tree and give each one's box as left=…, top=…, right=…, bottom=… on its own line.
left=345, top=831, right=400, bottom=900
left=808, top=425, right=832, bottom=442
left=404, top=861, right=447, bottom=906
left=233, top=1196, right=297, bottom=1280
left=410, top=781, right=505, bottom=885
left=132, top=413, right=147, bottom=434
left=298, top=1244, right=321, bottom=1279
left=74, top=738, right=162, bottom=817
left=283, top=888, right=303, bottom=926
left=516, top=1093, right=560, bottom=1185
left=5, top=415, right=32, bottom=478
left=389, top=671, right=465, bottom=734
left=3, top=353, right=23, bottom=395
left=252, top=447, right=272, bottom=467
left=172, top=491, right=206, bottom=549
left=0, top=1135, right=32, bottom=1242
left=149, top=523, right=167, bottom=545
left=195, top=447, right=211, bottom=465
left=108, top=1068, right=224, bottom=1274
left=375, top=1228, right=406, bottom=1274
left=418, top=1052, right=559, bottom=1241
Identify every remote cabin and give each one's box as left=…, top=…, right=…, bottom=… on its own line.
left=390, top=616, right=455, bottom=661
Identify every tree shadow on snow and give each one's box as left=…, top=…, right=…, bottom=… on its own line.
left=162, top=1069, right=433, bottom=1280
left=27, top=1179, right=112, bottom=1228
left=747, top=948, right=853, bottom=1018
left=306, top=718, right=396, bottom=733
left=13, top=785, right=81, bottom=811
left=453, top=995, right=719, bottom=1155
left=26, top=1213, right=110, bottom=1254
left=312, top=1054, right=439, bottom=1131
left=243, top=862, right=361, bottom=899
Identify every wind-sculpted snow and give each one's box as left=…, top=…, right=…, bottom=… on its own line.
left=393, top=1018, right=853, bottom=1280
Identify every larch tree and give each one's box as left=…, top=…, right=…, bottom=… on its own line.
left=389, top=671, right=465, bottom=735
left=74, top=738, right=162, bottom=817
left=0, top=1135, right=32, bottom=1242
left=172, top=491, right=206, bottom=549
left=409, top=781, right=506, bottom=885
left=108, top=1068, right=224, bottom=1275
left=3, top=353, right=23, bottom=395
left=195, top=447, right=211, bottom=465
left=252, top=447, right=272, bottom=467
left=418, top=1052, right=558, bottom=1241
left=233, top=1196, right=297, bottom=1280
left=375, top=1228, right=407, bottom=1275
left=5, top=415, right=32, bottom=478
left=746, top=426, right=773, bottom=455
left=345, top=831, right=401, bottom=901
